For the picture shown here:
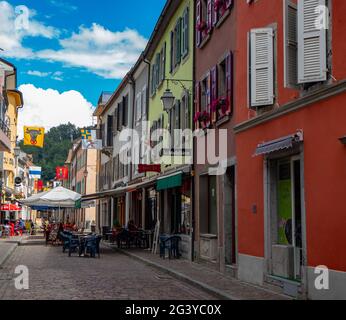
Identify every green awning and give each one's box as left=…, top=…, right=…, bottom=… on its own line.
left=156, top=172, right=183, bottom=191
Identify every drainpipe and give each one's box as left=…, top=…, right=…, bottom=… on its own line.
left=191, top=3, right=197, bottom=262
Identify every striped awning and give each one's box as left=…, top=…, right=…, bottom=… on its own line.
left=254, top=131, right=304, bottom=156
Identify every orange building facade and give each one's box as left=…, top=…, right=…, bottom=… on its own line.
left=234, top=0, right=346, bottom=299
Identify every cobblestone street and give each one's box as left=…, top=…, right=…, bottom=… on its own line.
left=0, top=245, right=216, bottom=300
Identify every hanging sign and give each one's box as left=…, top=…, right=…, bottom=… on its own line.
left=138, top=164, right=161, bottom=174
left=24, top=127, right=45, bottom=148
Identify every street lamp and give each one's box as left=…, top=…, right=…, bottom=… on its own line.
left=161, top=89, right=175, bottom=113
left=160, top=79, right=194, bottom=114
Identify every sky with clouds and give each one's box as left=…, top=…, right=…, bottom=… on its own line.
left=0, top=0, right=165, bottom=136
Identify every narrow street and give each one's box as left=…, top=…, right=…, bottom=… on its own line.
left=0, top=244, right=215, bottom=300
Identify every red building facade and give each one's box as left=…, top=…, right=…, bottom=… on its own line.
left=234, top=0, right=346, bottom=299
left=194, top=0, right=237, bottom=273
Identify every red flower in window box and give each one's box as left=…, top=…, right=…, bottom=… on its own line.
left=217, top=97, right=230, bottom=116
left=194, top=111, right=202, bottom=123
left=214, top=0, right=225, bottom=11
left=197, top=21, right=208, bottom=33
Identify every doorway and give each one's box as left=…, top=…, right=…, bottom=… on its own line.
left=269, top=155, right=304, bottom=281
left=224, top=166, right=236, bottom=265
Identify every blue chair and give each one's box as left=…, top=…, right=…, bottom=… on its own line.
left=84, top=235, right=102, bottom=258
left=67, top=235, right=80, bottom=257
left=160, top=235, right=182, bottom=260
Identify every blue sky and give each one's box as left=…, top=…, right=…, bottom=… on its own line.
left=0, top=0, right=165, bottom=133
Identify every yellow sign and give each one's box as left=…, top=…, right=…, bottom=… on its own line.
left=24, top=127, right=45, bottom=148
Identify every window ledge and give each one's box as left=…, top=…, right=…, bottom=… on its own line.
left=198, top=33, right=211, bottom=49
left=200, top=233, right=217, bottom=239
left=215, top=114, right=231, bottom=127
left=215, top=9, right=230, bottom=29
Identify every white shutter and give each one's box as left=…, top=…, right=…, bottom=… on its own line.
left=250, top=28, right=274, bottom=107
left=142, top=85, right=147, bottom=119
left=284, top=0, right=298, bottom=88
left=298, top=0, right=327, bottom=84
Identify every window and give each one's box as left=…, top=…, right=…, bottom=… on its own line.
left=213, top=0, right=233, bottom=26
left=117, top=102, right=123, bottom=130
left=284, top=0, right=328, bottom=87
left=284, top=1, right=298, bottom=88
left=135, top=92, right=142, bottom=124
left=249, top=28, right=274, bottom=107
left=107, top=115, right=113, bottom=147
left=151, top=44, right=166, bottom=95
left=297, top=0, right=327, bottom=84
left=142, top=85, right=147, bottom=119
left=171, top=7, right=189, bottom=72
left=122, top=95, right=128, bottom=127
left=182, top=7, right=190, bottom=58
left=196, top=0, right=211, bottom=47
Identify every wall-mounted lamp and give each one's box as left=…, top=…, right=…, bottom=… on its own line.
left=160, top=78, right=194, bottom=114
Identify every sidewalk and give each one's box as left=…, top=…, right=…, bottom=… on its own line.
left=104, top=244, right=292, bottom=300
left=0, top=242, right=18, bottom=268
left=0, top=235, right=37, bottom=268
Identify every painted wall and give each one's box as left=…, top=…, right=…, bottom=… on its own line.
left=148, top=0, right=194, bottom=177
left=235, top=0, right=346, bottom=273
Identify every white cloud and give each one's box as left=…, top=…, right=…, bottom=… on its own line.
left=27, top=70, right=51, bottom=77
left=0, top=1, right=59, bottom=58
left=37, top=23, right=147, bottom=79
left=17, top=84, right=94, bottom=139
left=0, top=2, right=147, bottom=79
left=27, top=70, right=64, bottom=81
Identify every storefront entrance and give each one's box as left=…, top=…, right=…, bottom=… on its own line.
left=267, top=154, right=305, bottom=282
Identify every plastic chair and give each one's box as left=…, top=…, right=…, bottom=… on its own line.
left=160, top=235, right=182, bottom=260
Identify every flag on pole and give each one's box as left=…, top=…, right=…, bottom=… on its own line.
left=56, top=166, right=69, bottom=180
left=29, top=166, right=42, bottom=179
left=24, top=127, right=45, bottom=148
left=81, top=129, right=96, bottom=141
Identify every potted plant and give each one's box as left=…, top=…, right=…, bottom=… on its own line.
left=197, top=21, right=209, bottom=36
left=211, top=97, right=230, bottom=118
left=214, top=0, right=225, bottom=11
left=194, top=111, right=211, bottom=129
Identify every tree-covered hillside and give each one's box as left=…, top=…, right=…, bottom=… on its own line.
left=19, top=123, right=81, bottom=182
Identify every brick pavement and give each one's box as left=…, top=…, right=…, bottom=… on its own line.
left=111, top=247, right=291, bottom=300
left=0, top=244, right=216, bottom=300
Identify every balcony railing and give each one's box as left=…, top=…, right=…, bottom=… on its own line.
left=0, top=119, right=11, bottom=139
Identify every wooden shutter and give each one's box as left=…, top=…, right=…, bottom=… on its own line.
left=284, top=1, right=298, bottom=88
left=298, top=0, right=327, bottom=83
left=206, top=72, right=211, bottom=126
left=211, top=66, right=218, bottom=123
left=118, top=102, right=123, bottom=130
left=184, top=91, right=190, bottom=130
left=123, top=95, right=128, bottom=127
left=161, top=43, right=166, bottom=82
left=250, top=28, right=274, bottom=107
left=183, top=7, right=189, bottom=57
left=207, top=0, right=213, bottom=32
left=225, top=0, right=233, bottom=10
left=196, top=0, right=202, bottom=47
left=170, top=31, right=174, bottom=73
left=113, top=109, right=118, bottom=133
left=195, top=82, right=201, bottom=129
left=176, top=19, right=182, bottom=65
left=213, top=0, right=219, bottom=26
left=226, top=52, right=233, bottom=114
left=142, top=86, right=147, bottom=119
